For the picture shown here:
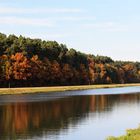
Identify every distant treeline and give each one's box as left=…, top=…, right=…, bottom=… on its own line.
left=0, top=33, right=140, bottom=87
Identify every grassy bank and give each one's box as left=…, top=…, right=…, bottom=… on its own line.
left=107, top=126, right=140, bottom=140
left=0, top=83, right=140, bottom=95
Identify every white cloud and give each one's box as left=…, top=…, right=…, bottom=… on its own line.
left=53, top=16, right=96, bottom=21
left=0, top=7, right=96, bottom=27
left=85, top=22, right=114, bottom=28
left=0, top=15, right=96, bottom=27
left=0, top=17, right=54, bottom=27
left=0, top=7, right=82, bottom=14
left=83, top=22, right=128, bottom=32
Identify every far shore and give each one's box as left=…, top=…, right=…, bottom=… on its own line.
left=0, top=83, right=140, bottom=95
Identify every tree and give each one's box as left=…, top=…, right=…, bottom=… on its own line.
left=79, top=64, right=89, bottom=84
left=11, top=53, right=31, bottom=80
left=49, top=60, right=62, bottom=85
left=61, top=64, right=74, bottom=85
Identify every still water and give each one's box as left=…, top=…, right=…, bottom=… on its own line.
left=1, top=86, right=140, bottom=140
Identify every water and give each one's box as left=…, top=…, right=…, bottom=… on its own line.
left=0, top=86, right=140, bottom=140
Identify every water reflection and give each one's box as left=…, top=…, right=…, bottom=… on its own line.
left=0, top=93, right=140, bottom=139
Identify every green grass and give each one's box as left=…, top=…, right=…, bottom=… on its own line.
left=107, top=126, right=140, bottom=140
left=0, top=83, right=140, bottom=95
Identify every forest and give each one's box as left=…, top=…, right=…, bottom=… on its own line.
left=0, top=33, right=140, bottom=87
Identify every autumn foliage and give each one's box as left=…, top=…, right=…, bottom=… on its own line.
left=0, top=33, right=140, bottom=87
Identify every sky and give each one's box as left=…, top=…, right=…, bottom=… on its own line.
left=0, top=0, right=140, bottom=61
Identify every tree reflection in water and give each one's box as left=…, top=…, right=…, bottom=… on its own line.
left=0, top=93, right=140, bottom=139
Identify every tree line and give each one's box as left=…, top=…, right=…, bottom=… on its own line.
left=0, top=33, right=140, bottom=87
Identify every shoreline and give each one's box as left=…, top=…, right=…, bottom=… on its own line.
left=107, top=126, right=140, bottom=140
left=0, top=83, right=140, bottom=95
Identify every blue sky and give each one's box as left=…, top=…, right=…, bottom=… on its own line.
left=0, top=0, right=140, bottom=61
